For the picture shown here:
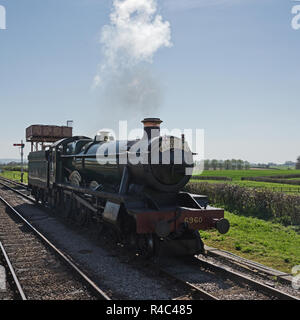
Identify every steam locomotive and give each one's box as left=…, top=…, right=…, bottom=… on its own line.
left=28, top=118, right=229, bottom=256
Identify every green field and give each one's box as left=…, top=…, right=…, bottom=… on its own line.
left=193, top=169, right=300, bottom=181
left=0, top=170, right=28, bottom=183
left=190, top=179, right=300, bottom=194
left=192, top=169, right=300, bottom=194
left=201, top=211, right=300, bottom=273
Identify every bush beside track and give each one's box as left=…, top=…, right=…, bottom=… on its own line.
left=242, top=177, right=300, bottom=186
left=192, top=176, right=232, bottom=181
left=0, top=166, right=28, bottom=172
left=259, top=174, right=300, bottom=179
left=185, top=182, right=300, bottom=225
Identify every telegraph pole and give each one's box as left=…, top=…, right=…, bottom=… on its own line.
left=13, top=141, right=25, bottom=183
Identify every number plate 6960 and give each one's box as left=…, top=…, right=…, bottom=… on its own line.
left=184, top=217, right=203, bottom=224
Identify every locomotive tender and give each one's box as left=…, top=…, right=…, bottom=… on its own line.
left=28, top=118, right=229, bottom=255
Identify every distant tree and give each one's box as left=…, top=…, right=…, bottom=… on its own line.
left=257, top=163, right=265, bottom=168
left=203, top=159, right=253, bottom=170
left=204, top=160, right=211, bottom=171
left=244, top=161, right=250, bottom=170
left=296, top=157, right=300, bottom=170
left=237, top=159, right=244, bottom=170
left=218, top=160, right=224, bottom=170
left=224, top=160, right=232, bottom=170
left=211, top=159, right=218, bottom=170
left=231, top=159, right=237, bottom=170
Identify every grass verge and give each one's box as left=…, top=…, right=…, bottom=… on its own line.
left=193, top=169, right=300, bottom=181
left=201, top=211, right=300, bottom=273
left=0, top=171, right=28, bottom=183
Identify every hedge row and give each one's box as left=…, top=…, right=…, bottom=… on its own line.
left=192, top=176, right=232, bottom=181
left=263, top=174, right=300, bottom=179
left=242, top=177, right=300, bottom=186
left=0, top=166, right=28, bottom=172
left=185, top=182, right=300, bottom=225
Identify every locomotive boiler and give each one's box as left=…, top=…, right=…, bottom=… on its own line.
left=28, top=118, right=230, bottom=256
left=64, top=118, right=193, bottom=192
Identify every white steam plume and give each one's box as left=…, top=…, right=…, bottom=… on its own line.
left=93, top=0, right=172, bottom=116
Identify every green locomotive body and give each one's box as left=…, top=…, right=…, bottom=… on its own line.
left=27, top=119, right=229, bottom=256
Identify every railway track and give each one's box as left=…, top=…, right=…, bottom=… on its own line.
left=159, top=256, right=299, bottom=300
left=192, top=256, right=299, bottom=300
left=158, top=263, right=219, bottom=300
left=0, top=177, right=33, bottom=202
left=0, top=179, right=110, bottom=300
left=0, top=176, right=299, bottom=300
left=203, top=247, right=295, bottom=286
left=0, top=241, right=26, bottom=300
left=0, top=177, right=27, bottom=188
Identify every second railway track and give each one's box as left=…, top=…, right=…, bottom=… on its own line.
left=158, top=255, right=299, bottom=300
left=0, top=179, right=110, bottom=300
left=158, top=259, right=293, bottom=300
left=0, top=241, right=26, bottom=300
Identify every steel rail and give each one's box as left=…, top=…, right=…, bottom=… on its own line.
left=0, top=179, right=35, bottom=203
left=192, top=256, right=299, bottom=300
left=0, top=241, right=27, bottom=300
left=0, top=176, right=27, bottom=188
left=0, top=191, right=111, bottom=300
left=159, top=267, right=219, bottom=300
left=204, top=246, right=293, bottom=285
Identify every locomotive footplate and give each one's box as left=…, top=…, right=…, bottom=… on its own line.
left=127, top=206, right=229, bottom=256
left=128, top=206, right=229, bottom=256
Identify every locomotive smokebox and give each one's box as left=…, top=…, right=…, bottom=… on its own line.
left=142, top=118, right=162, bottom=140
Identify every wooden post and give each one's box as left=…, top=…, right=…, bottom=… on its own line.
left=20, top=140, right=24, bottom=183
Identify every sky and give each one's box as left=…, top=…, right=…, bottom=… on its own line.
left=0, top=0, right=299, bottom=163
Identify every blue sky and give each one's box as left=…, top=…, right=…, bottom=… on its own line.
left=0, top=0, right=299, bottom=163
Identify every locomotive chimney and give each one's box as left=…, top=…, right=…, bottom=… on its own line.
left=142, top=118, right=162, bottom=140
